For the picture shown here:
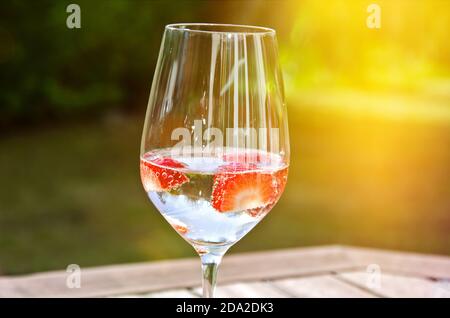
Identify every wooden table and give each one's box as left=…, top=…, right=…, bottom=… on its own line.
left=0, top=245, right=449, bottom=298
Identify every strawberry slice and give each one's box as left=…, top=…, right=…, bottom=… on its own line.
left=274, top=167, right=288, bottom=194
left=140, top=157, right=189, bottom=192
left=211, top=163, right=276, bottom=213
left=165, top=215, right=189, bottom=235
left=223, top=151, right=273, bottom=164
left=247, top=203, right=273, bottom=217
left=244, top=168, right=288, bottom=217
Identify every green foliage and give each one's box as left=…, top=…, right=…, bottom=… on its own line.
left=1, top=108, right=449, bottom=274
left=0, top=0, right=198, bottom=125
left=0, top=0, right=449, bottom=275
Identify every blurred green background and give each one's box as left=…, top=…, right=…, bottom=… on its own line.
left=0, top=0, right=449, bottom=274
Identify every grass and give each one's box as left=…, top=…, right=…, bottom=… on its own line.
left=0, top=92, right=449, bottom=275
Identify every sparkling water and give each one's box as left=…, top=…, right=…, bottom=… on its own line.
left=140, top=149, right=288, bottom=253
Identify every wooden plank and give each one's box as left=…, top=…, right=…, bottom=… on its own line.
left=0, top=245, right=353, bottom=297
left=193, top=281, right=289, bottom=298
left=217, top=245, right=354, bottom=284
left=272, top=275, right=376, bottom=298
left=0, top=258, right=200, bottom=298
left=342, top=246, right=450, bottom=279
left=1, top=245, right=448, bottom=297
left=0, top=280, right=24, bottom=297
left=338, top=271, right=450, bottom=298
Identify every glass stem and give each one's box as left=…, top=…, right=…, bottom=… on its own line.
left=200, top=253, right=223, bottom=298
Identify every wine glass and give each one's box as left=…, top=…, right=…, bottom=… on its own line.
left=140, top=23, right=289, bottom=298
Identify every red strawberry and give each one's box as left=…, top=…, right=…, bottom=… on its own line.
left=245, top=168, right=288, bottom=217
left=140, top=157, right=189, bottom=192
left=274, top=167, right=288, bottom=194
left=173, top=224, right=188, bottom=234
left=223, top=151, right=272, bottom=164
left=247, top=167, right=288, bottom=217
left=165, top=215, right=189, bottom=235
left=247, top=204, right=273, bottom=218
left=211, top=163, right=276, bottom=213
left=217, top=162, right=257, bottom=172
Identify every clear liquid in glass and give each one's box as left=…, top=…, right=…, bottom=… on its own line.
left=140, top=148, right=288, bottom=253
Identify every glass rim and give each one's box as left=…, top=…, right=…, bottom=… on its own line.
left=165, top=23, right=276, bottom=36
